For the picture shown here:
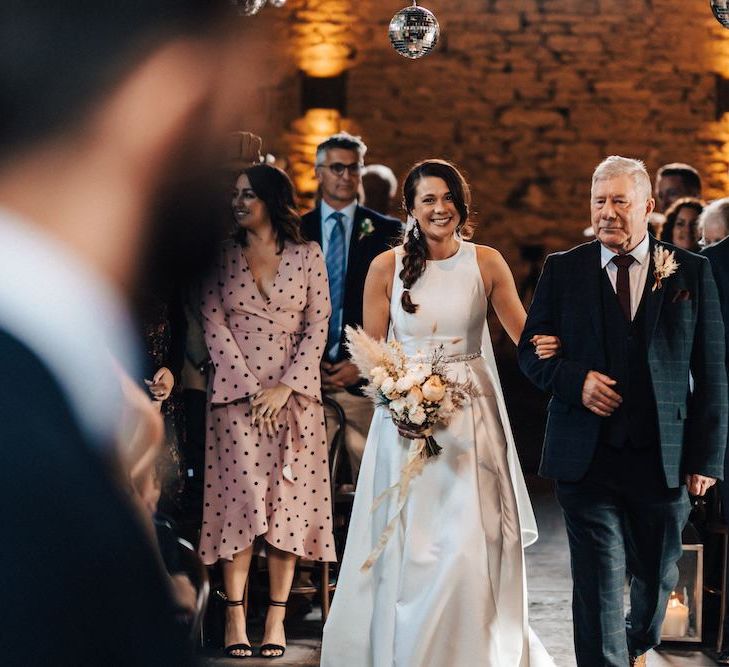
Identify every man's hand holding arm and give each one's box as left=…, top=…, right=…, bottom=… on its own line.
left=321, top=360, right=360, bottom=390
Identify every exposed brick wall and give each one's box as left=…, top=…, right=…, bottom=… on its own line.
left=232, top=0, right=729, bottom=281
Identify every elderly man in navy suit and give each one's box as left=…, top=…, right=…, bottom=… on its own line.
left=519, top=156, right=727, bottom=667
left=301, top=133, right=401, bottom=482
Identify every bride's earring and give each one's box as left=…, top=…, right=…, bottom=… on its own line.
left=413, top=224, right=420, bottom=240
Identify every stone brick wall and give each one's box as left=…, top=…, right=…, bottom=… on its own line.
left=232, top=0, right=729, bottom=281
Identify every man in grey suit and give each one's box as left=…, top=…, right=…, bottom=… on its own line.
left=519, top=156, right=727, bottom=667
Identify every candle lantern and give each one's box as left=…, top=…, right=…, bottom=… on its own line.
left=660, top=544, right=703, bottom=642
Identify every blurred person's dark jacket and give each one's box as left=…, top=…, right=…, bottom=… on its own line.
left=0, top=330, right=193, bottom=666
left=703, top=236, right=729, bottom=517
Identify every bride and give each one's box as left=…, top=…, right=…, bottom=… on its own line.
left=320, top=159, right=559, bottom=667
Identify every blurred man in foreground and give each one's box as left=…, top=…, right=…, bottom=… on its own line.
left=0, top=2, right=232, bottom=665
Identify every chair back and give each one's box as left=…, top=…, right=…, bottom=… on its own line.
left=176, top=537, right=210, bottom=644
left=323, top=395, right=347, bottom=499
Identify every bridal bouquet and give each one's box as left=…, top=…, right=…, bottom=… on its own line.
left=345, top=326, right=479, bottom=570
left=345, top=326, right=478, bottom=458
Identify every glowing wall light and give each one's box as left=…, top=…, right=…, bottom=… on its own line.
left=299, top=42, right=353, bottom=78
left=287, top=108, right=356, bottom=203
left=286, top=0, right=358, bottom=204
left=289, top=1, right=355, bottom=77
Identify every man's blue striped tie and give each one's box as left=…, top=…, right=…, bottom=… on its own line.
left=326, top=212, right=346, bottom=360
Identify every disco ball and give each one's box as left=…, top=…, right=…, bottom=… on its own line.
left=711, top=0, right=729, bottom=28
left=389, top=3, right=440, bottom=59
left=269, top=0, right=287, bottom=6
left=230, top=0, right=266, bottom=16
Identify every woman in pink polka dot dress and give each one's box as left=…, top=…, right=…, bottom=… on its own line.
left=199, top=164, right=336, bottom=659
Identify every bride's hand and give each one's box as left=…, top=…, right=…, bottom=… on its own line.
left=530, top=334, right=561, bottom=360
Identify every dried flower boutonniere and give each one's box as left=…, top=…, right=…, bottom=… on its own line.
left=358, top=217, right=375, bottom=241
left=652, top=244, right=679, bottom=292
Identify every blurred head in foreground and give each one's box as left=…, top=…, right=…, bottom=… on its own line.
left=0, top=0, right=232, bottom=300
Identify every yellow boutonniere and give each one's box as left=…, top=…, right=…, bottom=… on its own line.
left=652, top=244, right=679, bottom=292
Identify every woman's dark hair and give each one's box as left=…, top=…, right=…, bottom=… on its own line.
left=232, top=163, right=305, bottom=253
left=661, top=196, right=704, bottom=245
left=400, top=159, right=473, bottom=314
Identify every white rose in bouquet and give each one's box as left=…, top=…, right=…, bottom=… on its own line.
left=395, top=373, right=418, bottom=393
left=389, top=397, right=407, bottom=418
left=406, top=385, right=423, bottom=408
left=411, top=362, right=432, bottom=385
left=408, top=405, right=427, bottom=425
left=422, top=375, right=446, bottom=402
left=380, top=376, right=399, bottom=399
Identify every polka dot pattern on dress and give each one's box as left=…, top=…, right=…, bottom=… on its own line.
left=198, top=240, right=336, bottom=565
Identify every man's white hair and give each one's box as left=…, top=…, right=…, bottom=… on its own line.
left=591, top=156, right=652, bottom=201
left=698, top=197, right=729, bottom=235
left=362, top=164, right=398, bottom=198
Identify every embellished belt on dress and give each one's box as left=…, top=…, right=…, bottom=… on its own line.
left=443, top=351, right=481, bottom=363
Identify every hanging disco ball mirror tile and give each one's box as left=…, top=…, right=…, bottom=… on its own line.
left=711, top=0, right=729, bottom=28
left=230, top=0, right=267, bottom=16
left=389, top=2, right=440, bottom=59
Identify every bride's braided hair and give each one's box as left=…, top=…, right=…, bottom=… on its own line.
left=400, top=159, right=473, bottom=314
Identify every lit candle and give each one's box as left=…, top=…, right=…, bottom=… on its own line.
left=662, top=591, right=689, bottom=637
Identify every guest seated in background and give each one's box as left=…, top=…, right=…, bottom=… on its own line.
left=699, top=197, right=729, bottom=249
left=199, top=163, right=336, bottom=659
left=137, top=460, right=198, bottom=622
left=302, top=133, right=401, bottom=484
left=660, top=197, right=704, bottom=252
left=361, top=163, right=399, bottom=216
left=654, top=162, right=702, bottom=213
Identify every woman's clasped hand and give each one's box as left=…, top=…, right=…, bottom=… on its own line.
left=250, top=383, right=293, bottom=435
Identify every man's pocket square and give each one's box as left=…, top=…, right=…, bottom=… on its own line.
left=672, top=289, right=691, bottom=303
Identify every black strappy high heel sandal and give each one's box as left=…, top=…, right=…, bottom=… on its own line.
left=223, top=598, right=253, bottom=659
left=260, top=599, right=287, bottom=659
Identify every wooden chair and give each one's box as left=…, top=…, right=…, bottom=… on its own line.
left=286, top=395, right=349, bottom=622
left=204, top=395, right=352, bottom=633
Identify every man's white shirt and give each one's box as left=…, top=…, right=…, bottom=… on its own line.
left=0, top=208, right=138, bottom=448
left=600, top=233, right=651, bottom=321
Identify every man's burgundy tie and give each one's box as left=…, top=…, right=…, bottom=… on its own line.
left=612, top=254, right=635, bottom=321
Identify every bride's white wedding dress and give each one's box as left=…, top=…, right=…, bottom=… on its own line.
left=320, top=242, right=553, bottom=667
